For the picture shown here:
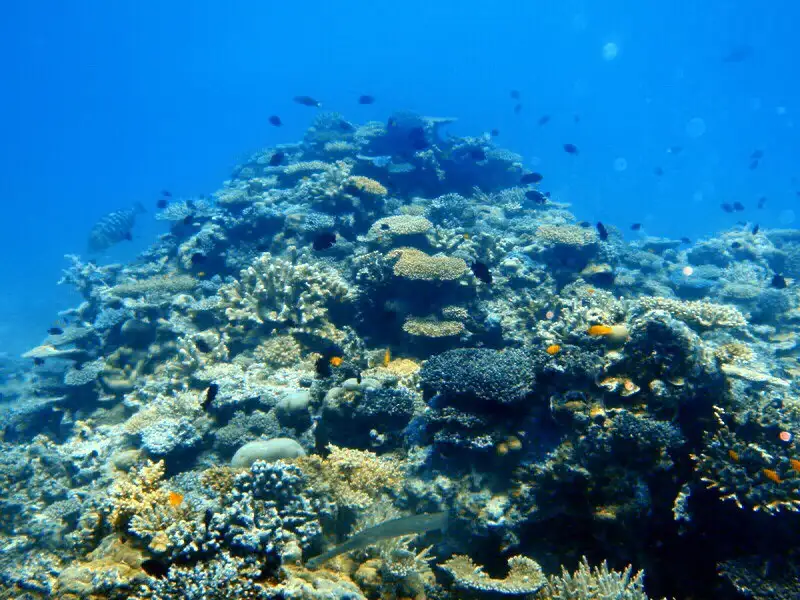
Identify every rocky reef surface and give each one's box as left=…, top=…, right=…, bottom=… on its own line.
left=2, top=112, right=800, bottom=599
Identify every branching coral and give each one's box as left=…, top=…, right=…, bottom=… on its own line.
left=537, top=556, right=650, bottom=600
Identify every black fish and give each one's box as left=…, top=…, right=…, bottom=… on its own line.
left=513, top=103, right=522, bottom=115
left=183, top=215, right=194, bottom=226
left=510, top=90, right=521, bottom=100
left=525, top=189, right=547, bottom=204
left=408, top=127, right=429, bottom=150
left=721, top=203, right=734, bottom=213
left=469, top=148, right=487, bottom=161
left=520, top=172, right=543, bottom=184
left=563, top=143, right=579, bottom=154
left=358, top=95, right=375, bottom=104
left=470, top=261, right=492, bottom=285
left=538, top=115, right=550, bottom=126
left=630, top=223, right=642, bottom=231
left=268, top=115, right=282, bottom=126
left=758, top=197, right=767, bottom=209
left=33, top=357, right=44, bottom=366
left=751, top=149, right=763, bottom=159
left=156, top=199, right=168, bottom=209
left=124, top=231, right=132, bottom=241
left=731, top=241, right=742, bottom=249
left=654, top=166, right=664, bottom=176
left=772, top=274, right=788, bottom=289
left=269, top=151, right=285, bottom=167
left=490, top=128, right=499, bottom=137
left=48, top=327, right=64, bottom=336
left=749, top=159, right=759, bottom=170
left=752, top=224, right=760, bottom=235
left=680, top=237, right=691, bottom=244
left=733, top=201, right=745, bottom=211
left=312, top=232, right=337, bottom=251
left=315, top=356, right=332, bottom=377
left=293, top=95, right=321, bottom=107
left=141, top=559, right=170, bottom=579
left=202, top=383, right=219, bottom=410
left=191, top=253, right=206, bottom=265
left=161, top=190, right=172, bottom=197
left=596, top=222, right=609, bottom=241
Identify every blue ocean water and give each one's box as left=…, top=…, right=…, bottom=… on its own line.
left=1, top=0, right=797, bottom=356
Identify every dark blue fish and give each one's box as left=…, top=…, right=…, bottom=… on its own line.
left=525, top=189, right=547, bottom=204
left=408, top=127, right=429, bottom=150
left=733, top=202, right=745, bottom=212
left=156, top=198, right=168, bottom=209
left=269, top=115, right=282, bottom=126
left=470, top=261, right=492, bottom=285
left=161, top=190, right=172, bottom=197
left=752, top=224, right=760, bottom=235
left=749, top=159, right=759, bottom=170
left=490, top=128, right=499, bottom=137
left=293, top=95, right=321, bottom=107
left=469, top=148, right=487, bottom=161
left=596, top=222, right=608, bottom=241
left=312, top=232, right=337, bottom=251
left=563, top=143, right=579, bottom=155
left=654, top=167, right=664, bottom=176
left=538, top=115, right=550, bottom=126
left=510, top=90, right=521, bottom=100
left=721, top=203, right=734, bottom=213
left=269, top=151, right=285, bottom=167
left=520, top=172, right=543, bottom=185
left=48, top=327, right=64, bottom=336
left=202, top=383, right=219, bottom=410
left=772, top=274, right=788, bottom=289
left=630, top=223, right=642, bottom=231
left=757, top=197, right=767, bottom=209
left=513, top=103, right=523, bottom=115
left=358, top=95, right=375, bottom=105
left=751, top=149, right=763, bottom=159
left=722, top=44, right=754, bottom=63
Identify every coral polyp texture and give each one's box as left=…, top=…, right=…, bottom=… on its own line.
left=3, top=110, right=799, bottom=599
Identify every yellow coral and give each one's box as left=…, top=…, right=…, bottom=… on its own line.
left=347, top=175, right=387, bottom=196
left=387, top=248, right=468, bottom=281
left=402, top=317, right=464, bottom=338
left=297, top=445, right=405, bottom=509
left=536, top=224, right=598, bottom=247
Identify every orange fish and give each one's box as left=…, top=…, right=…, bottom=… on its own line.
left=762, top=468, right=782, bottom=484
left=790, top=458, right=800, bottom=473
left=546, top=344, right=561, bottom=355
left=168, top=491, right=184, bottom=507
left=383, top=348, right=391, bottom=367
left=587, top=325, right=613, bottom=336
left=728, top=449, right=739, bottom=462
left=329, top=356, right=343, bottom=367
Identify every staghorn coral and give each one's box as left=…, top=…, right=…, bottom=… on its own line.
left=387, top=247, right=468, bottom=281
left=537, top=556, right=651, bottom=600
left=440, top=554, right=546, bottom=596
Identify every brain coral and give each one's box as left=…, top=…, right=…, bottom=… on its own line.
left=387, top=248, right=468, bottom=281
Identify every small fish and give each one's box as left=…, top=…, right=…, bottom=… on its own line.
left=758, top=196, right=767, bottom=209
left=315, top=355, right=333, bottom=377
left=161, top=190, right=172, bottom=197
left=752, top=224, right=760, bottom=235
left=721, top=203, right=734, bottom=213
left=156, top=199, right=168, bottom=209
left=749, top=159, right=759, bottom=170
left=268, top=151, right=285, bottom=167
left=537, top=115, right=551, bottom=126
left=732, top=201, right=745, bottom=211
left=329, top=356, right=344, bottom=367
left=654, top=166, right=664, bottom=176
left=312, top=232, right=337, bottom=251
left=680, top=237, right=691, bottom=244
left=731, top=241, right=742, bottom=249
left=202, top=383, right=219, bottom=410
left=751, top=149, right=763, bottom=160
left=596, top=222, right=609, bottom=241
left=525, top=189, right=547, bottom=204
left=469, top=148, right=487, bottom=161
left=268, top=115, right=282, bottom=126
left=510, top=90, right=521, bottom=100
left=183, top=215, right=194, bottom=226
left=772, top=274, right=788, bottom=289
left=191, top=253, right=206, bottom=265
left=387, top=117, right=398, bottom=128
left=408, top=127, right=429, bottom=150
left=563, top=143, right=579, bottom=155
left=490, top=128, right=500, bottom=137
left=520, top=172, right=543, bottom=185
left=513, top=103, right=523, bottom=115
left=141, top=558, right=170, bottom=579
left=168, top=491, right=184, bottom=508
left=338, top=119, right=356, bottom=132
left=293, top=95, right=321, bottom=107
left=667, top=145, right=683, bottom=154
left=470, top=261, right=492, bottom=285
left=358, top=95, right=375, bottom=104
left=48, top=327, right=64, bottom=336
left=630, top=223, right=642, bottom=231
left=578, top=221, right=592, bottom=228
left=722, top=44, right=754, bottom=64
left=33, top=357, right=44, bottom=366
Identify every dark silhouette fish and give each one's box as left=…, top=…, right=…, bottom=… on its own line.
left=48, top=327, right=64, bottom=335
left=293, top=96, right=321, bottom=107
left=538, top=115, right=550, bottom=126
left=752, top=224, right=760, bottom=235
left=469, top=148, right=487, bottom=161
left=490, top=128, right=499, bottom=137
left=358, top=95, right=375, bottom=104
left=596, top=222, right=608, bottom=241
left=269, top=115, right=282, bottom=126
left=470, top=261, right=492, bottom=285
left=513, top=103, right=523, bottom=115
left=654, top=166, right=664, bottom=176
left=202, top=383, right=219, bottom=410
left=510, top=90, right=521, bottom=100
left=772, top=274, right=788, bottom=289
left=525, top=189, right=547, bottom=204
left=156, top=199, right=168, bottom=209
left=312, top=232, right=337, bottom=251
left=757, top=197, right=767, bottom=209
left=520, top=172, right=543, bottom=184
left=630, top=223, right=642, bottom=231
left=563, top=143, right=579, bottom=155
left=269, top=151, right=285, bottom=167
left=721, top=203, right=734, bottom=213
left=732, top=202, right=745, bottom=212
left=749, top=159, right=759, bottom=170
left=722, top=44, right=754, bottom=63
left=87, top=203, right=145, bottom=253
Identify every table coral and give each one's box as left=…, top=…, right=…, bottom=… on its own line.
left=387, top=247, right=468, bottom=281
